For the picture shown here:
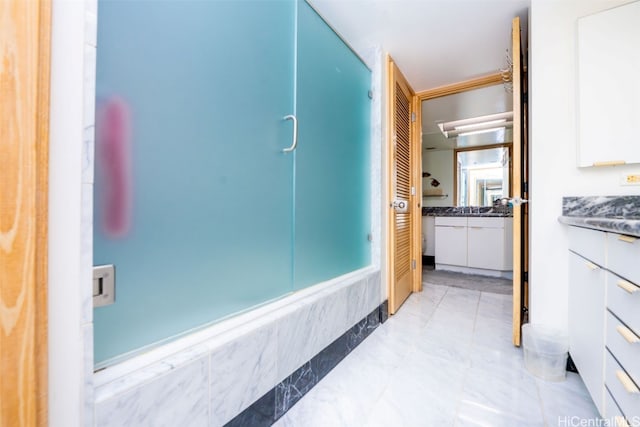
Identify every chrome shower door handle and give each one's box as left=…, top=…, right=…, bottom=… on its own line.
left=283, top=114, right=298, bottom=152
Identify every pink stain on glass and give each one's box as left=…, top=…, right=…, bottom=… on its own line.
left=97, top=96, right=132, bottom=238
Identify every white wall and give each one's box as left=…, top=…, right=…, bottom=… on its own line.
left=422, top=149, right=454, bottom=206
left=49, top=0, right=93, bottom=425
left=529, top=0, right=640, bottom=330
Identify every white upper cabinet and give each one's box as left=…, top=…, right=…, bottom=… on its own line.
left=577, top=1, right=640, bottom=167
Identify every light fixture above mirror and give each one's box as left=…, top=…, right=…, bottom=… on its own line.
left=437, top=111, right=513, bottom=139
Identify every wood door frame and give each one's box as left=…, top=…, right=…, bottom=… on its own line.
left=416, top=72, right=503, bottom=101
left=386, top=55, right=421, bottom=315
left=1, top=0, right=51, bottom=425
left=512, top=15, right=527, bottom=346
left=416, top=74, right=509, bottom=209
left=417, top=69, right=528, bottom=347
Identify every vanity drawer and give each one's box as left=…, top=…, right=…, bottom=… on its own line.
left=435, top=216, right=467, bottom=227
left=608, top=232, right=640, bottom=286
left=604, top=388, right=626, bottom=424
left=569, top=252, right=605, bottom=412
left=606, top=311, right=640, bottom=387
left=606, top=350, right=640, bottom=419
left=568, top=226, right=606, bottom=266
left=467, top=217, right=505, bottom=228
left=607, top=271, right=640, bottom=335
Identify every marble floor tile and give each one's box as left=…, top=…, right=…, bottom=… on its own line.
left=277, top=276, right=598, bottom=427
left=414, top=326, right=473, bottom=364
left=366, top=353, right=466, bottom=427
left=536, top=373, right=600, bottom=425
left=457, top=364, right=544, bottom=426
left=395, top=296, right=438, bottom=326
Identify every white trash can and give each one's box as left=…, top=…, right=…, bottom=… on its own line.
left=522, top=324, right=569, bottom=382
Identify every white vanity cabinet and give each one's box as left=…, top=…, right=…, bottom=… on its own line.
left=604, top=233, right=640, bottom=421
left=435, top=216, right=512, bottom=276
left=434, top=217, right=467, bottom=266
left=568, top=226, right=606, bottom=414
left=566, top=226, right=640, bottom=422
left=467, top=217, right=513, bottom=271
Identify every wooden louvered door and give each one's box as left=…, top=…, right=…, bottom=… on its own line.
left=388, top=59, right=418, bottom=314
left=512, top=16, right=529, bottom=346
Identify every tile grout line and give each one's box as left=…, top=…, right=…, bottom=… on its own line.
left=363, top=283, right=450, bottom=425
left=451, top=289, right=483, bottom=425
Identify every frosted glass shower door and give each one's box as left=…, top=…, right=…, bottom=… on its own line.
left=94, top=0, right=295, bottom=364
left=294, top=1, right=372, bottom=289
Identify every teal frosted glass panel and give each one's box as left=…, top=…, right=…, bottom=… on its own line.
left=94, top=0, right=295, bottom=364
left=294, top=1, right=372, bottom=289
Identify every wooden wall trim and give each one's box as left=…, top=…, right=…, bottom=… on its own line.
left=1, top=0, right=51, bottom=425
left=416, top=72, right=503, bottom=101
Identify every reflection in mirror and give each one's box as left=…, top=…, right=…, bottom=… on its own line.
left=456, top=146, right=510, bottom=207
left=421, top=83, right=513, bottom=208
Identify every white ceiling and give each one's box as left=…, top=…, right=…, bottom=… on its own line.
left=307, top=0, right=529, bottom=92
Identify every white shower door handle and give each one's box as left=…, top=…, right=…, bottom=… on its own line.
left=283, top=115, right=298, bottom=152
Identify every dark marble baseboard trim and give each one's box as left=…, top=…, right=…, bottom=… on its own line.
left=379, top=300, right=388, bottom=324
left=422, top=255, right=435, bottom=266
left=566, top=354, right=578, bottom=374
left=225, top=301, right=388, bottom=427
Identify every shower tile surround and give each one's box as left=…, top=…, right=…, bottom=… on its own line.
left=559, top=196, right=640, bottom=237
left=228, top=304, right=385, bottom=426
left=81, top=1, right=98, bottom=426
left=94, top=269, right=384, bottom=426
left=80, top=3, right=385, bottom=422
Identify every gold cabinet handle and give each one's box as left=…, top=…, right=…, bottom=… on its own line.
left=616, top=370, right=640, bottom=394
left=616, top=324, right=640, bottom=344
left=617, top=279, right=640, bottom=294
left=585, top=261, right=599, bottom=271
left=618, top=235, right=637, bottom=244
left=615, top=416, right=630, bottom=427
left=593, top=160, right=626, bottom=167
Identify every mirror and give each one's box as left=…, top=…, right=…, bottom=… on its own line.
left=456, top=146, right=510, bottom=206
left=421, top=83, right=513, bottom=207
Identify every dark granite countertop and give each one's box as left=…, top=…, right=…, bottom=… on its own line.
left=422, top=206, right=513, bottom=217
left=559, top=196, right=640, bottom=237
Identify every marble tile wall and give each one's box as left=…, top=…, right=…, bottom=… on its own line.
left=95, top=357, right=210, bottom=427
left=230, top=304, right=384, bottom=426
left=209, top=324, right=278, bottom=426
left=94, top=269, right=384, bottom=427
left=361, top=46, right=383, bottom=269
left=82, top=1, right=98, bottom=426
